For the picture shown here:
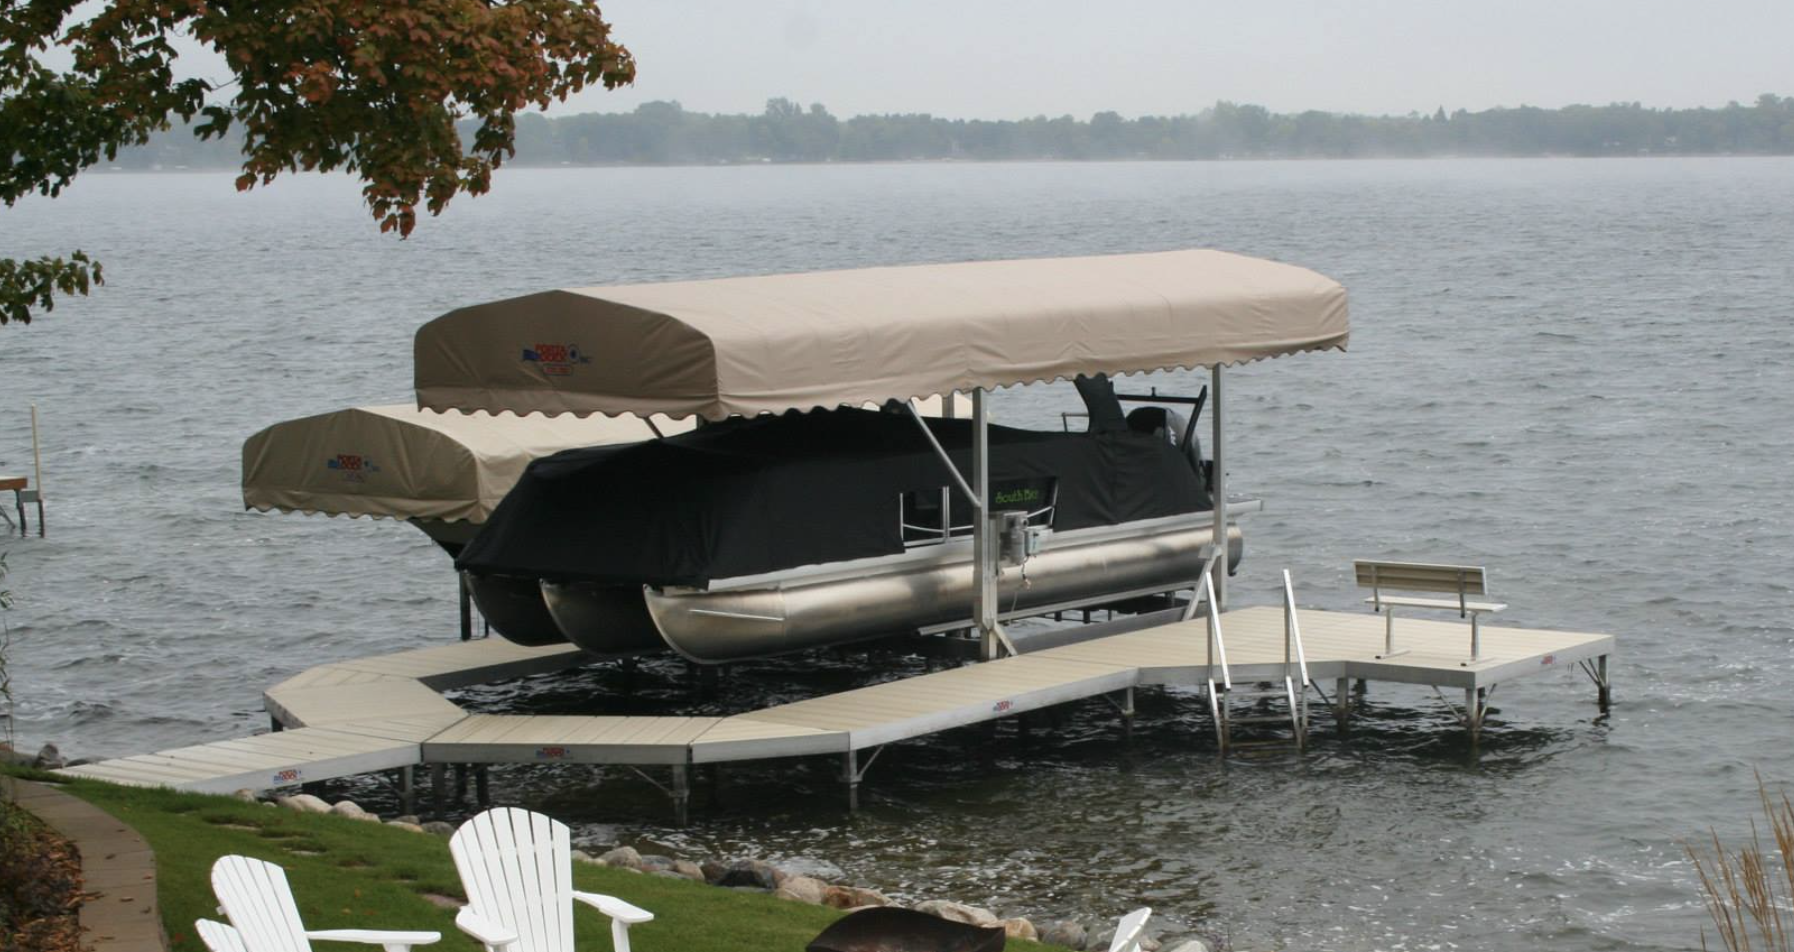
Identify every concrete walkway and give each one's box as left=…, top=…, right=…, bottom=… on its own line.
left=4, top=776, right=167, bottom=952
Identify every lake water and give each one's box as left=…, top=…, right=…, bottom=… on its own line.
left=4, top=158, right=1793, bottom=950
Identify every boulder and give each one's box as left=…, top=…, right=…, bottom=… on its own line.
left=913, top=899, right=998, bottom=927
left=773, top=875, right=828, bottom=905
left=597, top=846, right=642, bottom=870
left=671, top=860, right=706, bottom=882
left=570, top=850, right=599, bottom=864
left=700, top=860, right=729, bottom=884
left=33, top=743, right=65, bottom=770
left=386, top=821, right=426, bottom=834
left=394, top=815, right=421, bottom=826
left=329, top=801, right=379, bottom=822
left=1004, top=918, right=1038, bottom=941
left=637, top=854, right=677, bottom=874
left=276, top=794, right=331, bottom=814
left=232, top=789, right=259, bottom=803
left=421, top=821, right=457, bottom=837
left=716, top=859, right=779, bottom=890
left=1163, top=941, right=1209, bottom=952
left=1041, top=921, right=1086, bottom=949
left=821, top=886, right=890, bottom=909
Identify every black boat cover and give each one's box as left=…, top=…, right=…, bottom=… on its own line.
left=456, top=406, right=1211, bottom=588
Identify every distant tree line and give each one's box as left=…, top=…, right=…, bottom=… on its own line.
left=109, top=95, right=1794, bottom=169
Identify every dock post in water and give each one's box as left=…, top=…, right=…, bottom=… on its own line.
left=30, top=403, right=44, bottom=538
left=843, top=750, right=859, bottom=812
left=671, top=764, right=690, bottom=826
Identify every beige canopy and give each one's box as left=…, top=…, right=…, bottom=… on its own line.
left=414, top=249, right=1349, bottom=421
left=242, top=404, right=690, bottom=524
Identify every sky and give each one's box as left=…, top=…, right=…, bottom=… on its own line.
left=553, top=0, right=1794, bottom=119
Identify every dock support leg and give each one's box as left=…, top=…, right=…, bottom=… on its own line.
left=1465, top=687, right=1487, bottom=745
left=270, top=716, right=284, bottom=733
left=1597, top=655, right=1611, bottom=713
left=398, top=766, right=416, bottom=816
left=1122, top=687, right=1135, bottom=741
left=431, top=764, right=447, bottom=817
left=843, top=751, right=860, bottom=813
left=671, top=765, right=690, bottom=827
left=475, top=766, right=491, bottom=808
left=454, top=765, right=470, bottom=806
left=1334, top=677, right=1352, bottom=731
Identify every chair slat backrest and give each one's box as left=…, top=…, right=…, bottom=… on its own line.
left=450, top=808, right=575, bottom=952
left=212, top=856, right=313, bottom=952
left=1109, top=907, right=1152, bottom=952
left=196, top=919, right=251, bottom=952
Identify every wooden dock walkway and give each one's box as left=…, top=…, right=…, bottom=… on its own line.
left=61, top=606, right=1615, bottom=816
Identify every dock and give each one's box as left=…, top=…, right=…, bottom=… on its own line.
left=61, top=605, right=1614, bottom=821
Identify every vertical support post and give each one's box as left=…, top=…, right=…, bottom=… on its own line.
left=475, top=766, right=491, bottom=808
left=29, top=403, right=45, bottom=537
left=458, top=572, right=473, bottom=642
left=1465, top=687, right=1486, bottom=744
left=1121, top=687, right=1136, bottom=741
left=398, top=766, right=416, bottom=816
left=670, top=764, right=690, bottom=827
left=1386, top=608, right=1396, bottom=655
left=1209, top=365, right=1226, bottom=612
left=1470, top=613, right=1481, bottom=661
left=843, top=750, right=860, bottom=812
left=431, top=763, right=447, bottom=817
left=1334, top=676, right=1352, bottom=731
left=269, top=716, right=284, bottom=733
left=1597, top=655, right=1611, bottom=713
left=971, top=388, right=999, bottom=661
left=941, top=392, right=955, bottom=543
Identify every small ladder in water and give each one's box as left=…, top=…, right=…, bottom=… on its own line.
left=1198, top=568, right=1313, bottom=754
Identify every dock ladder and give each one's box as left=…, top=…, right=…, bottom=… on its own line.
left=1196, top=567, right=1312, bottom=753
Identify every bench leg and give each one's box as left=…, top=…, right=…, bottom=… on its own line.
left=1376, top=608, right=1409, bottom=659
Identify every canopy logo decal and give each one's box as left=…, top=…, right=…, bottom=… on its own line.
left=327, top=454, right=380, bottom=483
left=522, top=343, right=592, bottom=377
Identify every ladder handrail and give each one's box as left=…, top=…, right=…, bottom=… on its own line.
left=1282, top=569, right=1311, bottom=687
left=1202, top=568, right=1231, bottom=690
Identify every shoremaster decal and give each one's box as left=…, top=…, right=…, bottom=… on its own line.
left=326, top=454, right=379, bottom=483
left=522, top=343, right=593, bottom=376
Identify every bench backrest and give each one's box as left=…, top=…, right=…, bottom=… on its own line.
left=1354, top=560, right=1487, bottom=611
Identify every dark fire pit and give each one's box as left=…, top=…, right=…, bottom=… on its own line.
left=807, top=908, right=1007, bottom=952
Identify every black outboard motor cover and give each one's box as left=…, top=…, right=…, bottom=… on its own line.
left=1127, top=405, right=1206, bottom=485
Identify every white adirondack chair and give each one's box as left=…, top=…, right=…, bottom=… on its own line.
left=1109, top=907, right=1152, bottom=952
left=449, top=808, right=654, bottom=952
left=210, top=855, right=441, bottom=952
left=195, top=918, right=249, bottom=952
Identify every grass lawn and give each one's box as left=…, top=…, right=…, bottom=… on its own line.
left=9, top=770, right=1070, bottom=952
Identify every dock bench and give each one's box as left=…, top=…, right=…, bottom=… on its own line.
left=1354, top=559, right=1506, bottom=664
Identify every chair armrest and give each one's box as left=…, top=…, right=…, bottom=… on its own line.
left=572, top=891, right=654, bottom=924
left=304, top=929, right=441, bottom=950
left=453, top=909, right=520, bottom=949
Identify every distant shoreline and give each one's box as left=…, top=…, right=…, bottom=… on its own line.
left=89, top=151, right=1794, bottom=175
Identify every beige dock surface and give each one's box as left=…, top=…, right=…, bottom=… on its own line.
left=60, top=606, right=1614, bottom=793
